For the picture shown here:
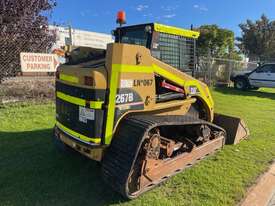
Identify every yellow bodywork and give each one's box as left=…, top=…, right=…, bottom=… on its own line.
left=55, top=43, right=214, bottom=161
left=154, top=23, right=200, bottom=39
left=104, top=43, right=214, bottom=144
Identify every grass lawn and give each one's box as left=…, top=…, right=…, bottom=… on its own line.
left=0, top=88, right=275, bottom=206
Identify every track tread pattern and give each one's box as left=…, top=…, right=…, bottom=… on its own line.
left=101, top=115, right=225, bottom=199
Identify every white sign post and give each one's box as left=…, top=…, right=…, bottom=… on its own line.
left=20, top=52, right=59, bottom=72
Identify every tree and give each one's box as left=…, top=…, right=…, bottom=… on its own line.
left=237, top=14, right=275, bottom=61
left=0, top=0, right=56, bottom=82
left=197, top=24, right=241, bottom=60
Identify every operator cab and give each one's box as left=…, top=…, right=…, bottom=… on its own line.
left=114, top=23, right=200, bottom=76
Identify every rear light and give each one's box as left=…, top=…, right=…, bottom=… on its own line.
left=84, top=76, right=94, bottom=86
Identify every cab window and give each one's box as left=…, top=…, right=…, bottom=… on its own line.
left=115, top=27, right=151, bottom=48
left=121, top=30, right=147, bottom=46
left=256, top=64, right=275, bottom=73
left=153, top=32, right=196, bottom=73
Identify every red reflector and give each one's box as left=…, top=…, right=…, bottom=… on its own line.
left=84, top=76, right=94, bottom=86
left=160, top=81, right=184, bottom=93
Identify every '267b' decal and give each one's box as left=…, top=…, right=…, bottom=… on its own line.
left=116, top=93, right=134, bottom=104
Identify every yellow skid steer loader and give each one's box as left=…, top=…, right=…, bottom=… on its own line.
left=53, top=22, right=249, bottom=198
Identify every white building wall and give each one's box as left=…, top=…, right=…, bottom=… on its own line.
left=49, top=25, right=114, bottom=50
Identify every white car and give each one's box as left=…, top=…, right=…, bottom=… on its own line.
left=230, top=63, right=275, bottom=90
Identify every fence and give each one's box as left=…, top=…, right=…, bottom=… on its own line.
left=195, top=57, right=258, bottom=86
left=0, top=28, right=259, bottom=103
left=0, top=28, right=56, bottom=103
left=0, top=28, right=55, bottom=83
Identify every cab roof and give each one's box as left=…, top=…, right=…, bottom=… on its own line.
left=117, top=23, right=200, bottom=39
left=154, top=23, right=200, bottom=39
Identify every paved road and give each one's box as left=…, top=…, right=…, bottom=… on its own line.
left=268, top=192, right=275, bottom=206
left=241, top=163, right=275, bottom=206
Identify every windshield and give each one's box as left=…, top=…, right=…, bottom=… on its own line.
left=115, top=27, right=150, bottom=47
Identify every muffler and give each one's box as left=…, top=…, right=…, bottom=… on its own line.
left=214, top=114, right=249, bottom=145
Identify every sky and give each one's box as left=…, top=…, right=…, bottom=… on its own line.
left=49, top=0, right=275, bottom=37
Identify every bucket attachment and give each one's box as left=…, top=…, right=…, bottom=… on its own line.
left=214, top=114, right=249, bottom=145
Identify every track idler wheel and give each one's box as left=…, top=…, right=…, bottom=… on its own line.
left=195, top=125, right=212, bottom=143
left=145, top=134, right=161, bottom=160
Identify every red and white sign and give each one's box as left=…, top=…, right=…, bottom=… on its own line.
left=20, top=52, right=59, bottom=72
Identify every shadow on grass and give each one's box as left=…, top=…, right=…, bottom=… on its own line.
left=214, top=87, right=275, bottom=101
left=0, top=129, right=126, bottom=206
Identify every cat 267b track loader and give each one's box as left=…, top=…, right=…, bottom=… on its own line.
left=53, top=20, right=249, bottom=198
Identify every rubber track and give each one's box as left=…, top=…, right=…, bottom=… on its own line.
left=101, top=115, right=225, bottom=199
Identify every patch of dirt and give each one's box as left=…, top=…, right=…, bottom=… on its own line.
left=0, top=77, right=55, bottom=104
